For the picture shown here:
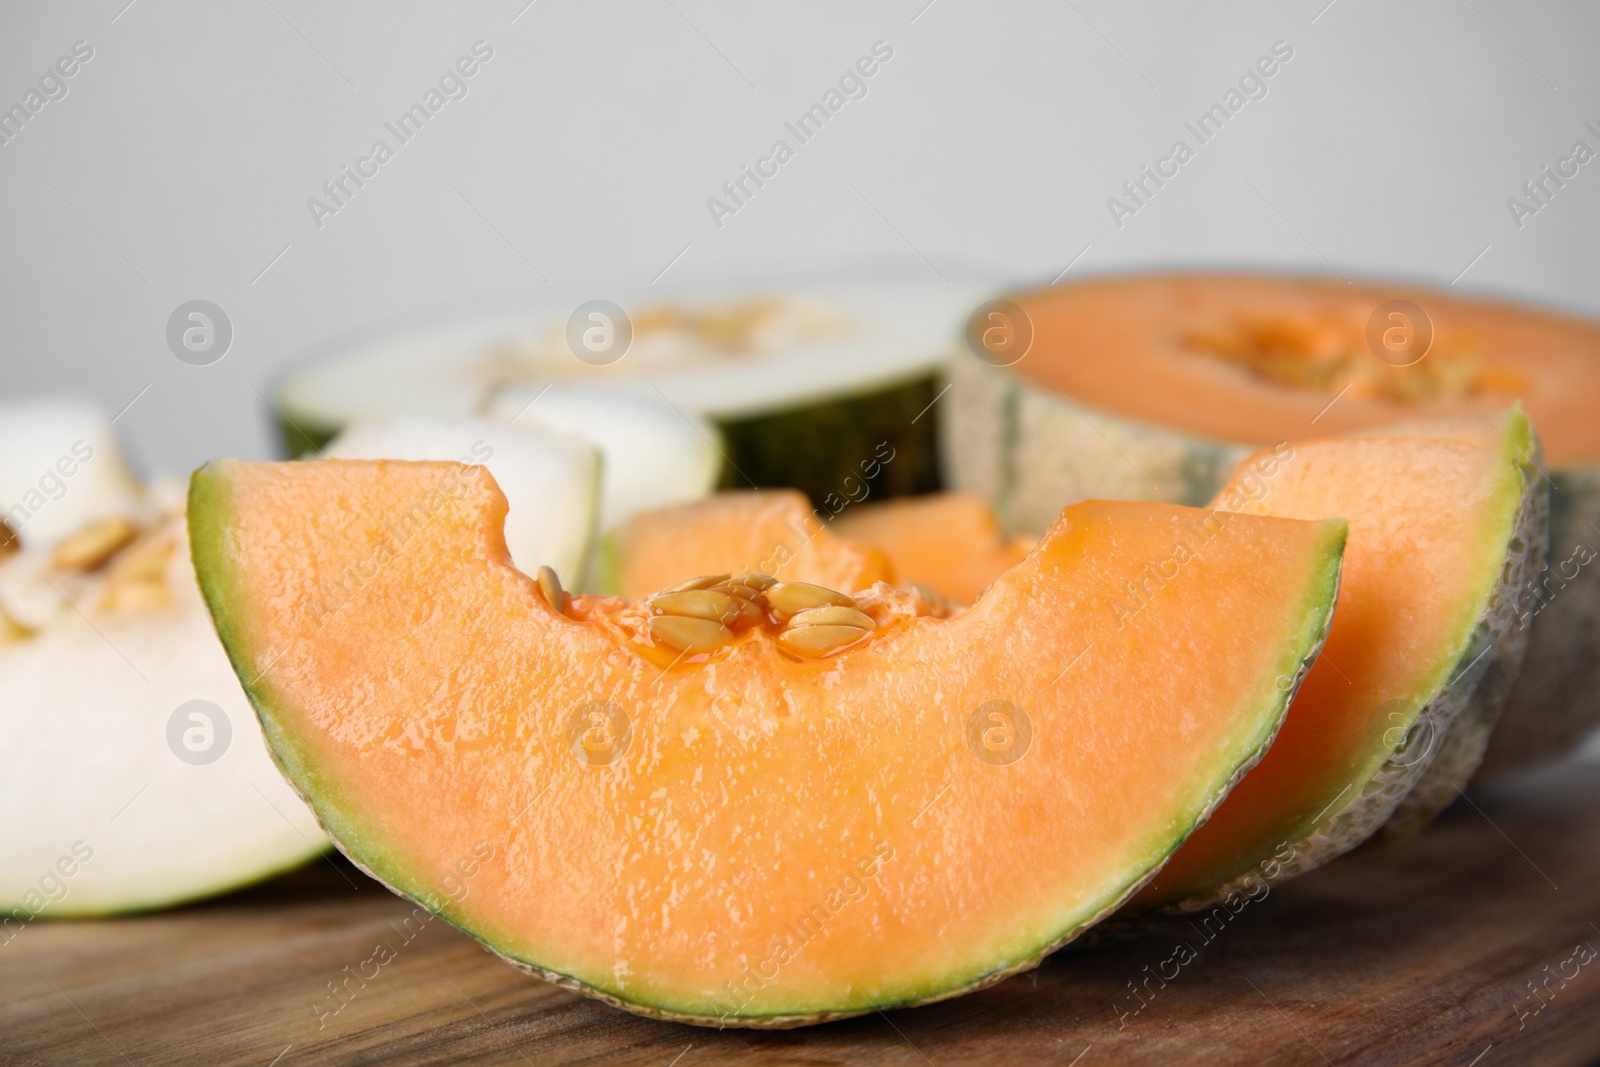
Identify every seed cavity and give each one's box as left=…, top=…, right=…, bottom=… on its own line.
left=51, top=516, right=138, bottom=572
left=537, top=565, right=569, bottom=613
left=766, top=581, right=855, bottom=619
left=640, top=573, right=878, bottom=661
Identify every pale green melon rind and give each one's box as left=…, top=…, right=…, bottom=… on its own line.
left=188, top=462, right=1343, bottom=1027
left=1153, top=412, right=1543, bottom=912
left=947, top=350, right=1600, bottom=777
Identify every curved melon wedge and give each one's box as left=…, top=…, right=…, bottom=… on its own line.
left=1129, top=410, right=1544, bottom=915
left=605, top=489, right=893, bottom=599
left=190, top=459, right=1345, bottom=1027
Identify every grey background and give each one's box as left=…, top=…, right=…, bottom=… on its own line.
left=0, top=0, right=1594, bottom=477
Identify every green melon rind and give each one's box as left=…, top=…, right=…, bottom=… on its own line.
left=1149, top=413, right=1543, bottom=914
left=946, top=350, right=1600, bottom=778
left=277, top=373, right=943, bottom=512
left=1476, top=462, right=1600, bottom=777
left=188, top=462, right=1345, bottom=1028
left=1380, top=419, right=1548, bottom=837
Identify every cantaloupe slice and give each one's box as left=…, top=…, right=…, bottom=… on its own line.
left=189, top=458, right=1346, bottom=1026
left=324, top=418, right=599, bottom=586
left=1129, top=410, right=1542, bottom=914
left=946, top=272, right=1599, bottom=776
left=605, top=490, right=893, bottom=600
left=832, top=493, right=1036, bottom=604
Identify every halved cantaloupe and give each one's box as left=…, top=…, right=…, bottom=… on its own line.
left=604, top=489, right=893, bottom=600
left=831, top=493, right=1036, bottom=604
left=1129, top=410, right=1542, bottom=914
left=946, top=272, right=1600, bottom=774
left=190, top=458, right=1346, bottom=1026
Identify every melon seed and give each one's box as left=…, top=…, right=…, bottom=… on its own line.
left=649, top=614, right=734, bottom=652
left=724, top=573, right=776, bottom=591
left=766, top=581, right=854, bottom=619
left=786, top=605, right=876, bottom=631
left=777, top=623, right=872, bottom=658
left=658, top=573, right=730, bottom=595
left=648, top=589, right=742, bottom=623
left=50, top=516, right=138, bottom=572
left=537, top=565, right=569, bottom=612
left=0, top=519, right=18, bottom=561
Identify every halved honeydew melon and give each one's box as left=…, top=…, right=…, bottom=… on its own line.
left=275, top=281, right=988, bottom=505
left=1128, top=410, right=1543, bottom=915
left=188, top=458, right=1346, bottom=1026
left=0, top=405, right=325, bottom=916
left=946, top=272, right=1600, bottom=774
left=604, top=489, right=894, bottom=600
left=324, top=418, right=599, bottom=588
left=483, top=383, right=721, bottom=534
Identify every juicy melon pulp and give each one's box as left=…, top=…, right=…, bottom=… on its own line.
left=605, top=489, right=892, bottom=599
left=190, top=459, right=1346, bottom=1026
left=607, top=490, right=1029, bottom=605
left=1131, top=412, right=1537, bottom=912
left=1009, top=273, right=1600, bottom=466
left=831, top=493, right=1036, bottom=603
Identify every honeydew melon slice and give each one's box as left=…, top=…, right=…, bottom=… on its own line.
left=0, top=406, right=325, bottom=917
left=1128, top=409, right=1543, bottom=915
left=276, top=280, right=987, bottom=504
left=188, top=457, right=1346, bottom=1026
left=324, top=418, right=599, bottom=587
left=483, top=383, right=720, bottom=532
left=944, top=272, right=1600, bottom=776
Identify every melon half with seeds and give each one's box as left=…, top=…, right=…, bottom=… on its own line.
left=189, top=457, right=1346, bottom=1026
left=946, top=273, right=1600, bottom=773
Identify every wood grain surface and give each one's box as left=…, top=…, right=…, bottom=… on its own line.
left=5, top=762, right=1600, bottom=1066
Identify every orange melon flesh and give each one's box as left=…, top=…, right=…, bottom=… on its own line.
left=1132, top=418, right=1529, bottom=910
left=190, top=459, right=1345, bottom=1025
left=607, top=489, right=892, bottom=599
left=832, top=493, right=1035, bottom=603
left=1012, top=273, right=1600, bottom=466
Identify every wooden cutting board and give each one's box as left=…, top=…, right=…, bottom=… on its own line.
left=6, top=762, right=1600, bottom=1066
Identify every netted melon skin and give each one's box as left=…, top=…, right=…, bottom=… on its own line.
left=1477, top=464, right=1600, bottom=777
left=946, top=352, right=1600, bottom=777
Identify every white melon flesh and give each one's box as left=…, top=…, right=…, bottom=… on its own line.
left=484, top=383, right=720, bottom=531
left=0, top=509, right=326, bottom=916
left=324, top=418, right=599, bottom=585
left=0, top=399, right=142, bottom=549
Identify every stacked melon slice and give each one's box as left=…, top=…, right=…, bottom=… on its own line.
left=183, top=394, right=1540, bottom=1024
